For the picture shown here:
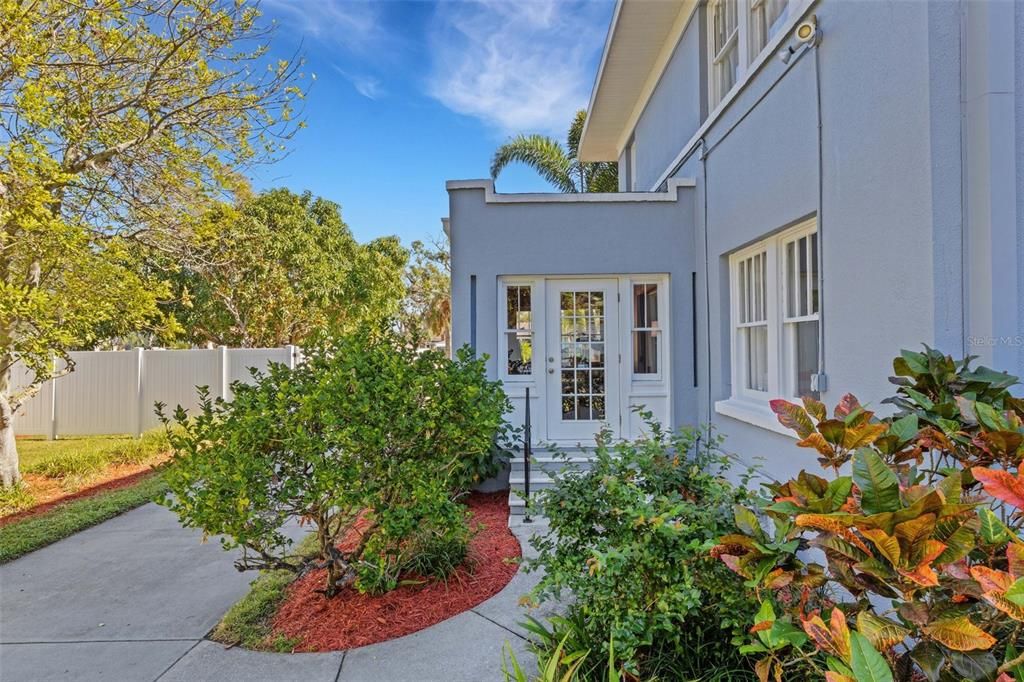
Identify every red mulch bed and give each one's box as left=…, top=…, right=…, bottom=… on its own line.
left=0, top=468, right=162, bottom=528
left=270, top=491, right=521, bottom=651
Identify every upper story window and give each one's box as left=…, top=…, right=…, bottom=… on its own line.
left=748, top=0, right=789, bottom=60
left=728, top=219, right=819, bottom=402
left=631, top=282, right=661, bottom=376
left=504, top=283, right=533, bottom=376
left=709, top=0, right=739, bottom=108
left=707, top=0, right=792, bottom=109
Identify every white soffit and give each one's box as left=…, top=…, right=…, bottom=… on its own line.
left=578, top=0, right=694, bottom=162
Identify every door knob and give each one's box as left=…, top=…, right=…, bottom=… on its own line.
left=547, top=356, right=554, bottom=362
left=548, top=368, right=554, bottom=374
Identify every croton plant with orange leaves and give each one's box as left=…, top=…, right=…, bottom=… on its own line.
left=713, top=348, right=1024, bottom=682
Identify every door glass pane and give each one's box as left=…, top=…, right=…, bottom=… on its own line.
left=558, top=289, right=606, bottom=421
left=560, top=341, right=572, bottom=367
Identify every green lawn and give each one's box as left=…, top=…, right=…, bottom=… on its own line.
left=0, top=471, right=169, bottom=563
left=17, top=430, right=169, bottom=478
left=0, top=431, right=175, bottom=562
left=17, top=435, right=136, bottom=470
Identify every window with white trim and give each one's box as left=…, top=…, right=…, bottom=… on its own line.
left=729, top=219, right=819, bottom=402
left=708, top=0, right=739, bottom=108
left=748, top=0, right=789, bottom=61
left=782, top=229, right=819, bottom=397
left=503, top=283, right=534, bottom=377
left=707, top=0, right=792, bottom=108
left=631, top=282, right=661, bottom=376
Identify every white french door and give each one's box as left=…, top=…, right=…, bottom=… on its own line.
left=544, top=279, right=620, bottom=442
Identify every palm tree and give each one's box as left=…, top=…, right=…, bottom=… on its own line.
left=490, top=109, right=619, bottom=193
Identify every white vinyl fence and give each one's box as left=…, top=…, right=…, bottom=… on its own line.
left=12, top=347, right=298, bottom=438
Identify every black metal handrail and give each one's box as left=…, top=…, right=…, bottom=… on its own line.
left=523, top=386, right=532, bottom=523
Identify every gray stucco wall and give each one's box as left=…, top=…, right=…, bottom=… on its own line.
left=631, top=12, right=704, bottom=193
left=656, top=0, right=965, bottom=481
left=448, top=188, right=697, bottom=431
left=1019, top=1, right=1024, bottom=383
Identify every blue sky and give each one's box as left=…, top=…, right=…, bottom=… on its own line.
left=248, top=0, right=615, bottom=246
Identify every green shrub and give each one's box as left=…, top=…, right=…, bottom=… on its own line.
left=211, top=533, right=320, bottom=651
left=159, top=326, right=510, bottom=597
left=715, top=347, right=1024, bottom=682
left=523, top=411, right=759, bottom=679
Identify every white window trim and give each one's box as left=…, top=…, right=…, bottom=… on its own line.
left=651, top=0, right=813, bottom=191
left=707, top=0, right=745, bottom=110
left=498, top=279, right=538, bottom=383
left=707, top=0, right=798, bottom=110
left=628, top=279, right=665, bottom=382
left=716, top=218, right=818, bottom=436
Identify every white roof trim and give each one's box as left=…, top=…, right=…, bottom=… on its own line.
left=578, top=0, right=694, bottom=162
left=648, top=0, right=819, bottom=191
left=445, top=178, right=695, bottom=203
left=578, top=0, right=625, bottom=161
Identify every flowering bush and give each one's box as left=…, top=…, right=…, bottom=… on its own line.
left=714, top=348, right=1024, bottom=682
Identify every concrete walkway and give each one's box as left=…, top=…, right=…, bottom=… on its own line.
left=0, top=503, right=552, bottom=681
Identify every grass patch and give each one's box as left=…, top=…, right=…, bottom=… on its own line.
left=0, top=471, right=169, bottom=563
left=0, top=481, right=37, bottom=515
left=19, top=430, right=170, bottom=490
left=211, top=533, right=319, bottom=652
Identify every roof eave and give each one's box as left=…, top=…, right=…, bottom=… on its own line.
left=578, top=0, right=694, bottom=163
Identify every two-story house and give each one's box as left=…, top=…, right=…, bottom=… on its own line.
left=444, top=0, right=1023, bottom=510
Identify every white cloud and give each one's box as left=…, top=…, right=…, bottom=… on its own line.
left=261, top=0, right=398, bottom=56
left=426, top=0, right=612, bottom=137
left=332, top=66, right=385, bottom=100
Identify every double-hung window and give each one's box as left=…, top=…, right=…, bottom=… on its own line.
left=631, top=282, right=661, bottom=377
left=727, top=219, right=819, bottom=406
left=707, top=0, right=794, bottom=109
left=502, top=283, right=534, bottom=377
left=748, top=0, right=789, bottom=60
left=781, top=229, right=819, bottom=397
left=709, top=0, right=740, bottom=108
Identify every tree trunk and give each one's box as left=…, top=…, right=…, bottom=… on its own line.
left=0, top=370, right=21, bottom=488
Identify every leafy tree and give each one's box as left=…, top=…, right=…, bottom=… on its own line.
left=159, top=328, right=512, bottom=596
left=161, top=188, right=407, bottom=347
left=402, top=234, right=451, bottom=355
left=0, top=0, right=304, bottom=486
left=490, top=110, right=618, bottom=193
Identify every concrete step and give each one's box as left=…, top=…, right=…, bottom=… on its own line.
left=506, top=448, right=594, bottom=518
left=509, top=456, right=594, bottom=473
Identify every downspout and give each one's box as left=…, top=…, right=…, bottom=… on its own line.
left=813, top=42, right=827, bottom=393
left=698, top=139, right=713, bottom=418
left=958, top=0, right=968, bottom=359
